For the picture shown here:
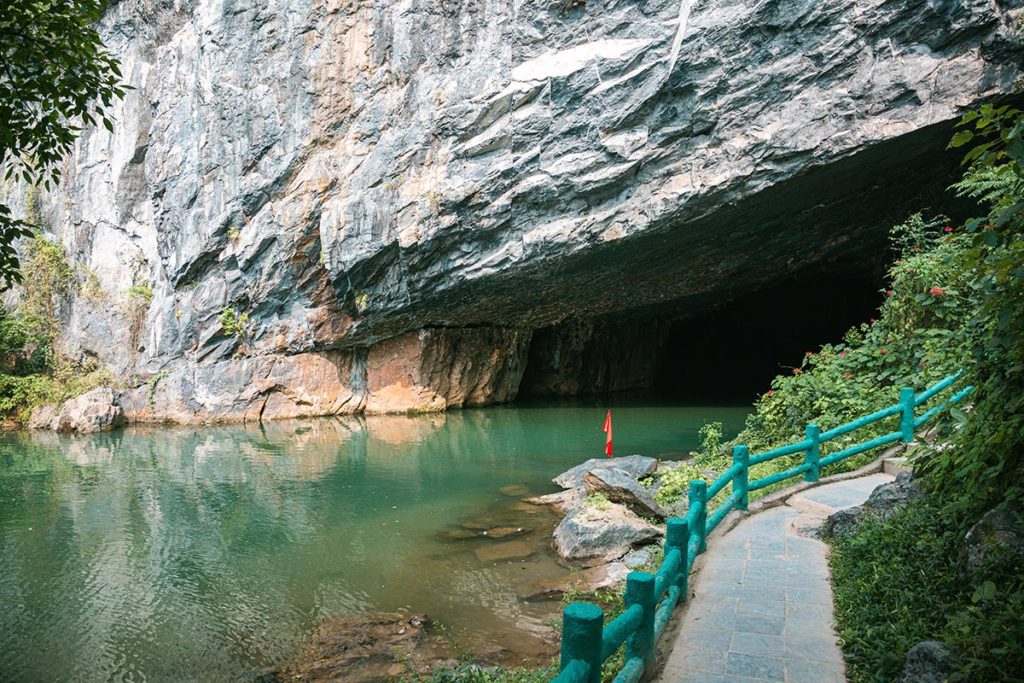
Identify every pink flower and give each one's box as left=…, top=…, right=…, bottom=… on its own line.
left=765, top=390, right=773, bottom=397
left=839, top=351, right=846, bottom=357
left=793, top=368, right=803, bottom=375
left=914, top=246, right=922, bottom=252
left=944, top=226, right=953, bottom=233
left=929, top=287, right=945, bottom=296
left=886, top=290, right=894, bottom=297
left=879, top=349, right=887, bottom=355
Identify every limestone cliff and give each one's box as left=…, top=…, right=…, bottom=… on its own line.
left=15, top=0, right=1024, bottom=421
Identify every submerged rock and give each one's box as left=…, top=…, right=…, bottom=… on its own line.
left=481, top=526, right=530, bottom=539
left=474, top=540, right=534, bottom=563
left=553, top=501, right=662, bottom=563
left=553, top=455, right=658, bottom=489
left=274, top=612, right=449, bottom=682
left=899, top=641, right=958, bottom=683
left=30, top=387, right=126, bottom=434
left=584, top=467, right=667, bottom=520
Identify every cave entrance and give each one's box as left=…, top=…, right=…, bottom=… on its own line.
left=650, top=272, right=881, bottom=403
left=516, top=269, right=883, bottom=405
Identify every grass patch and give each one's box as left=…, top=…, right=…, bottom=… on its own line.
left=829, top=499, right=1024, bottom=682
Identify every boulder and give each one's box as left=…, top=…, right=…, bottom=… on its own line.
left=864, top=471, right=923, bottom=510
left=523, top=488, right=584, bottom=515
left=899, top=641, right=958, bottom=683
left=959, top=508, right=1024, bottom=579
left=553, top=501, right=662, bottom=564
left=28, top=403, right=58, bottom=430
left=520, top=561, right=629, bottom=601
left=31, top=388, right=126, bottom=434
left=553, top=455, right=658, bottom=489
left=821, top=506, right=866, bottom=537
left=822, top=471, right=923, bottom=537
left=584, top=467, right=666, bottom=520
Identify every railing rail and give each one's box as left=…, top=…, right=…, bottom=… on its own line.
left=552, top=372, right=972, bottom=683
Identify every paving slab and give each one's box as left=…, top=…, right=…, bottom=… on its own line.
left=657, top=474, right=893, bottom=682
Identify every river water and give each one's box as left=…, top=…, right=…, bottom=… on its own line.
left=0, top=403, right=747, bottom=681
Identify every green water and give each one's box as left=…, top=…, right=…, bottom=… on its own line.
left=0, top=404, right=747, bottom=681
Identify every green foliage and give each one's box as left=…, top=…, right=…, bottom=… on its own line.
left=20, top=233, right=77, bottom=339
left=410, top=662, right=557, bottom=683
left=0, top=371, right=54, bottom=415
left=0, top=234, right=112, bottom=420
left=219, top=306, right=250, bottom=339
left=1, top=0, right=127, bottom=289
left=125, top=283, right=153, bottom=302
left=830, top=500, right=1024, bottom=682
left=732, top=210, right=975, bottom=491
left=583, top=492, right=611, bottom=511
left=649, top=421, right=729, bottom=507
left=785, top=103, right=1024, bottom=683
left=697, top=421, right=724, bottom=460
left=923, top=104, right=1024, bottom=516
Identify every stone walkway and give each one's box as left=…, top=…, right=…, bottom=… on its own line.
left=657, top=473, right=893, bottom=683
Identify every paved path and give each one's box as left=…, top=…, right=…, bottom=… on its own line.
left=657, top=473, right=893, bottom=683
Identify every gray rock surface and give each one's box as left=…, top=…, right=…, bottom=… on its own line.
left=5, top=0, right=1022, bottom=423
left=523, top=488, right=584, bottom=515
left=553, top=455, right=658, bottom=489
left=553, top=501, right=662, bottom=563
left=584, top=466, right=667, bottom=520
left=822, top=471, right=923, bottom=536
left=959, top=507, right=1024, bottom=578
left=31, top=388, right=127, bottom=434
left=899, top=641, right=958, bottom=683
left=623, top=548, right=653, bottom=570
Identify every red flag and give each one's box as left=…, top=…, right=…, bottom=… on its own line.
left=602, top=410, right=613, bottom=457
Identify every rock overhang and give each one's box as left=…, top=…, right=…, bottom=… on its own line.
left=17, top=0, right=1023, bottom=423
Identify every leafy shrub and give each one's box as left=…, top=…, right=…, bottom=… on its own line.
left=830, top=500, right=1024, bottom=683
left=812, top=103, right=1024, bottom=683
left=219, top=306, right=251, bottom=339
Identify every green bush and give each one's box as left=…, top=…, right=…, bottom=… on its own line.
left=219, top=306, right=250, bottom=339
left=809, top=103, right=1024, bottom=683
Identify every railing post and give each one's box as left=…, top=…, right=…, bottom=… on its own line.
left=665, top=518, right=690, bottom=594
left=560, top=602, right=604, bottom=683
left=689, top=480, right=707, bottom=553
left=733, top=445, right=749, bottom=509
left=625, top=572, right=656, bottom=675
left=899, top=387, right=916, bottom=443
left=803, top=424, right=820, bottom=483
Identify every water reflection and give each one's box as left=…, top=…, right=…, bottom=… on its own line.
left=0, top=404, right=747, bottom=681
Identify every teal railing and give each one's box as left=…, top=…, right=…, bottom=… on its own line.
left=552, top=372, right=973, bottom=683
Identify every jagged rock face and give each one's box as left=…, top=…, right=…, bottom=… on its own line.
left=23, top=0, right=1024, bottom=422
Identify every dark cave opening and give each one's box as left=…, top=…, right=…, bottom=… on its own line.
left=650, top=271, right=883, bottom=404
left=516, top=269, right=885, bottom=405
